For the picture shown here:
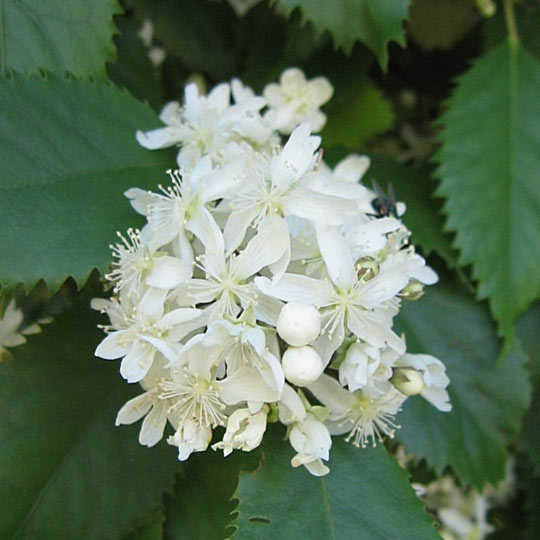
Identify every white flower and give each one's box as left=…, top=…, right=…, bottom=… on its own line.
left=339, top=342, right=402, bottom=396
left=203, top=316, right=285, bottom=407
left=309, top=374, right=405, bottom=448
left=222, top=124, right=356, bottom=261
left=263, top=68, right=333, bottom=134
left=115, top=359, right=173, bottom=447
left=106, top=228, right=193, bottom=300
left=95, top=287, right=203, bottom=383
left=256, top=224, right=408, bottom=363
left=125, top=156, right=244, bottom=253
left=0, top=299, right=47, bottom=357
left=395, top=353, right=451, bottom=412
left=213, top=407, right=268, bottom=456
left=290, top=412, right=332, bottom=476
left=183, top=219, right=287, bottom=321
left=136, top=82, right=268, bottom=168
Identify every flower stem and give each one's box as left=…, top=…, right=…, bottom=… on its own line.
left=503, top=0, right=519, bottom=46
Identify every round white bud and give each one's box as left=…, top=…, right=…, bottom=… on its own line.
left=391, top=367, right=425, bottom=396
left=282, top=346, right=324, bottom=387
left=277, top=302, right=321, bottom=347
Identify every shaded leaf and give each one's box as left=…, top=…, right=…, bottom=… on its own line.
left=276, top=0, right=410, bottom=69
left=0, top=73, right=175, bottom=293
left=107, top=15, right=164, bottom=111
left=0, top=284, right=179, bottom=539
left=130, top=0, right=237, bottom=82
left=322, top=79, right=394, bottom=149
left=435, top=41, right=540, bottom=338
left=1, top=0, right=121, bottom=78
left=395, top=285, right=532, bottom=489
left=164, top=449, right=259, bottom=540
left=231, top=426, right=439, bottom=539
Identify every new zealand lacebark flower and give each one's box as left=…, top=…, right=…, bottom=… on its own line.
left=94, top=68, right=451, bottom=475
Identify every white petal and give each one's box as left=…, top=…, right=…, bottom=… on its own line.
left=254, top=274, right=333, bottom=306
left=140, top=335, right=178, bottom=364
left=316, top=224, right=355, bottom=288
left=284, top=188, right=356, bottom=225
left=278, top=383, right=306, bottom=424
left=140, top=287, right=168, bottom=320
left=139, top=401, right=168, bottom=446
left=120, top=342, right=154, bottom=383
left=334, top=155, right=370, bottom=183
left=115, top=393, right=152, bottom=425
left=218, top=367, right=279, bottom=405
left=95, top=331, right=130, bottom=360
left=136, top=127, right=182, bottom=149
left=223, top=207, right=259, bottom=252
left=308, top=374, right=356, bottom=413
left=233, top=219, right=288, bottom=279
left=146, top=256, right=192, bottom=289
left=159, top=101, right=181, bottom=124
left=124, top=188, right=154, bottom=215
left=186, top=207, right=224, bottom=253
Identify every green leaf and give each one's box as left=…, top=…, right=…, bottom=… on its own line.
left=395, top=285, right=532, bottom=489
left=231, top=426, right=439, bottom=539
left=276, top=0, right=410, bottom=69
left=107, top=15, right=164, bottom=111
left=164, top=449, right=259, bottom=540
left=435, top=41, right=540, bottom=338
left=520, top=385, right=540, bottom=477
left=0, top=284, right=179, bottom=539
left=0, top=0, right=121, bottom=78
left=516, top=302, right=540, bottom=476
left=367, top=156, right=457, bottom=267
left=125, top=509, right=165, bottom=540
left=0, top=73, right=175, bottom=292
left=321, top=79, right=394, bottom=149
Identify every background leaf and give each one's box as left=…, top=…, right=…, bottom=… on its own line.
left=163, top=449, right=259, bottom=540
left=107, top=15, right=164, bottom=111
left=231, top=426, right=439, bottom=539
left=435, top=40, right=540, bottom=338
left=0, top=282, right=179, bottom=539
left=322, top=79, right=394, bottom=149
left=0, top=73, right=175, bottom=293
left=395, top=285, right=531, bottom=488
left=276, top=0, right=410, bottom=68
left=1, top=0, right=121, bottom=78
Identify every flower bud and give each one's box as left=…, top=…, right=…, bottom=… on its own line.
left=277, top=302, right=321, bottom=346
left=391, top=367, right=425, bottom=396
left=282, top=346, right=324, bottom=387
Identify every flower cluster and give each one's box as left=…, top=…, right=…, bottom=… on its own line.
left=0, top=298, right=51, bottom=360
left=94, top=68, right=451, bottom=476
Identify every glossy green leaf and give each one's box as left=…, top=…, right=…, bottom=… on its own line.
left=367, top=156, right=457, bottom=267
left=276, top=0, right=410, bottom=68
left=0, top=284, right=179, bottom=539
left=395, top=285, right=532, bottom=489
left=435, top=41, right=540, bottom=338
left=0, top=73, right=175, bottom=292
left=231, top=426, right=439, bottom=539
left=164, top=449, right=259, bottom=540
left=1, top=0, right=121, bottom=78
left=322, top=80, right=394, bottom=149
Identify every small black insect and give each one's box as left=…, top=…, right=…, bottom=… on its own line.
left=370, top=180, right=399, bottom=218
